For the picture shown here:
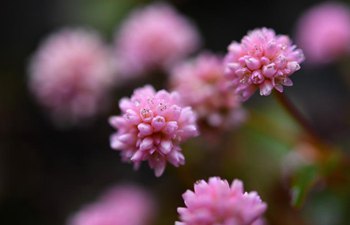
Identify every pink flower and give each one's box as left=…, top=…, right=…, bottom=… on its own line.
left=251, top=219, right=266, bottom=225
left=28, top=28, right=114, bottom=124
left=224, top=28, right=304, bottom=101
left=281, top=142, right=318, bottom=178
left=109, top=85, right=198, bottom=177
left=170, top=52, right=245, bottom=131
left=67, top=185, right=156, bottom=225
left=296, top=2, right=350, bottom=64
left=176, top=177, right=267, bottom=225
left=114, top=3, right=201, bottom=79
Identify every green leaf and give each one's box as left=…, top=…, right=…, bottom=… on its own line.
left=291, top=165, right=319, bottom=208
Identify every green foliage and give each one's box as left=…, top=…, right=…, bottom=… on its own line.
left=291, top=164, right=319, bottom=208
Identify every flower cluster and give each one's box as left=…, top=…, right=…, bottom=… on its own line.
left=176, top=177, right=267, bottom=225
left=296, top=2, right=350, bottom=64
left=114, top=3, right=201, bottom=78
left=170, top=52, right=245, bottom=132
left=225, top=27, right=304, bottom=101
left=109, top=85, right=198, bottom=177
left=67, top=185, right=155, bottom=225
left=28, top=0, right=316, bottom=221
left=29, top=28, right=114, bottom=124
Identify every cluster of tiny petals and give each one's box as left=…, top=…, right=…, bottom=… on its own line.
left=67, top=185, right=156, bottom=225
left=225, top=27, right=304, bottom=101
left=109, top=85, right=198, bottom=177
left=176, top=177, right=267, bottom=225
left=115, top=2, right=201, bottom=78
left=170, top=52, right=245, bottom=130
left=296, top=2, right=350, bottom=64
left=29, top=28, right=114, bottom=124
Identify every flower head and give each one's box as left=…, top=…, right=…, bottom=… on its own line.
left=29, top=28, right=114, bottom=124
left=109, top=85, right=198, bottom=177
left=176, top=177, right=267, bottom=225
left=114, top=3, right=201, bottom=78
left=67, top=185, right=156, bottom=225
left=225, top=28, right=304, bottom=101
left=281, top=141, right=318, bottom=179
left=170, top=52, right=245, bottom=132
left=296, top=2, right=350, bottom=64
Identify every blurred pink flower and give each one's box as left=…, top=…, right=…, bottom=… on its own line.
left=109, top=85, right=198, bottom=177
left=281, top=142, right=318, bottom=179
left=225, top=28, right=304, bottom=101
left=296, top=2, right=350, bottom=64
left=114, top=2, right=201, bottom=79
left=170, top=52, right=245, bottom=132
left=251, top=219, right=267, bottom=225
left=29, top=28, right=114, bottom=125
left=68, top=185, right=156, bottom=225
left=176, top=177, right=267, bottom=225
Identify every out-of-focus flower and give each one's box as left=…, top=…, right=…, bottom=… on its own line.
left=114, top=2, right=201, bottom=79
left=225, top=28, right=304, bottom=101
left=252, top=219, right=266, bottom=225
left=281, top=142, right=318, bottom=178
left=176, top=177, right=267, bottom=225
left=296, top=2, right=350, bottom=64
left=109, top=85, right=198, bottom=177
left=67, top=185, right=156, bottom=225
left=29, top=28, right=114, bottom=125
left=170, top=52, right=245, bottom=132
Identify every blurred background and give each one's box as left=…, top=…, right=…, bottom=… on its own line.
left=1, top=0, right=350, bottom=224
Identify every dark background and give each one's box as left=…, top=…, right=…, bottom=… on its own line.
left=1, top=0, right=350, bottom=224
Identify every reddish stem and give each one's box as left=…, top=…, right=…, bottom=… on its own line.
left=273, top=91, right=327, bottom=152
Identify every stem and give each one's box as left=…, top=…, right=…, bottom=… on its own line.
left=273, top=91, right=326, bottom=151
left=274, top=92, right=350, bottom=201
